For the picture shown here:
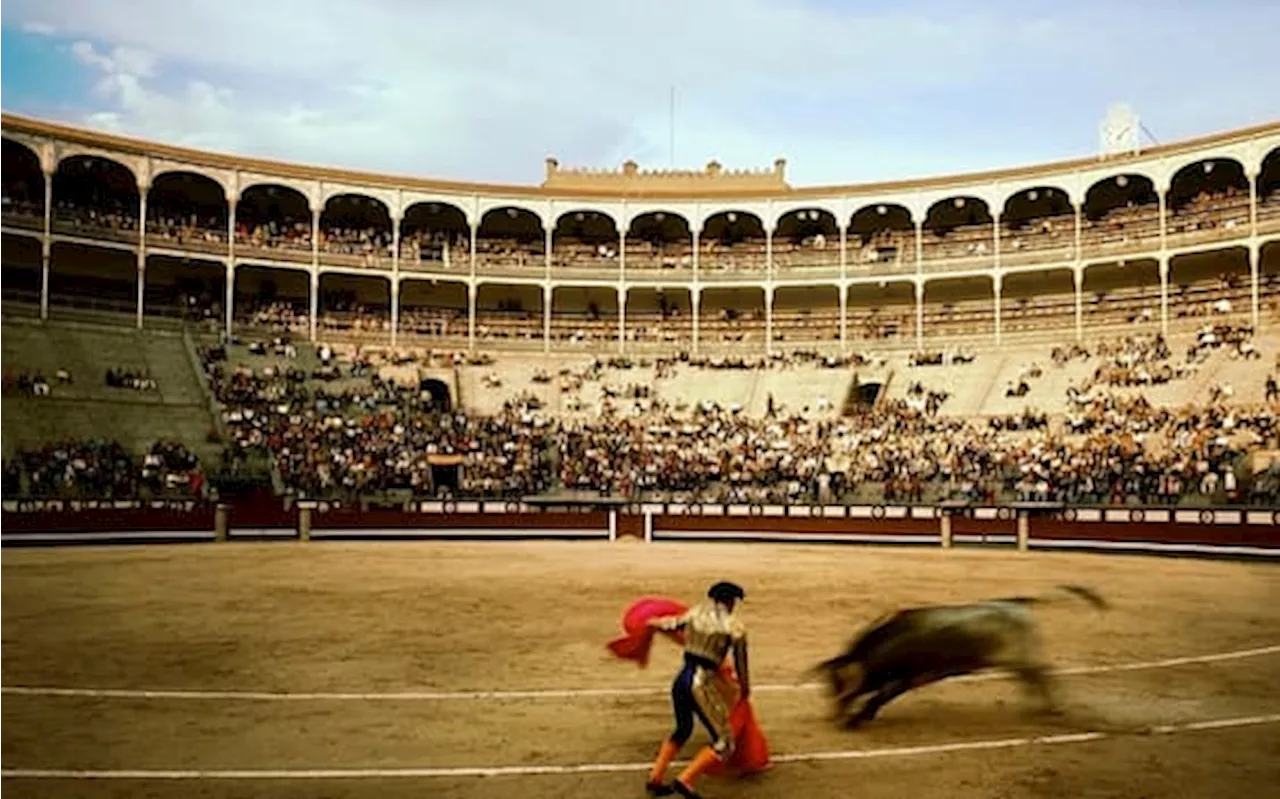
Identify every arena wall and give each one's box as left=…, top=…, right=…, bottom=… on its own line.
left=4, top=499, right=1276, bottom=556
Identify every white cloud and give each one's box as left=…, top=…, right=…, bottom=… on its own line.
left=6, top=0, right=1280, bottom=185
left=22, top=20, right=57, bottom=35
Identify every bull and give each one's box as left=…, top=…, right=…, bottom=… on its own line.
left=814, top=585, right=1108, bottom=728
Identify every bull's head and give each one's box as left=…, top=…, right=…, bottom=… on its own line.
left=817, top=657, right=866, bottom=704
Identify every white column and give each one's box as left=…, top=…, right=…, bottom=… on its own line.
left=469, top=223, right=478, bottom=280
left=764, top=285, right=774, bottom=356
left=839, top=283, right=848, bottom=352
left=1249, top=170, right=1259, bottom=239
left=40, top=241, right=51, bottom=321
left=1073, top=202, right=1083, bottom=261
left=136, top=184, right=148, bottom=329
left=310, top=207, right=320, bottom=342
left=545, top=226, right=553, bottom=282
left=468, top=282, right=478, bottom=351
left=692, top=287, right=701, bottom=355
left=1158, top=256, right=1169, bottom=335
left=765, top=227, right=774, bottom=279
left=309, top=270, right=319, bottom=343
left=392, top=214, right=401, bottom=276
left=992, top=211, right=1001, bottom=269
left=618, top=227, right=626, bottom=283
left=993, top=273, right=1002, bottom=345
left=1158, top=190, right=1168, bottom=253
left=617, top=285, right=627, bottom=354
left=914, top=220, right=924, bottom=271
left=1073, top=267, right=1084, bottom=343
left=41, top=170, right=52, bottom=320
left=224, top=264, right=235, bottom=339
left=692, top=228, right=700, bottom=282
left=838, top=223, right=848, bottom=281
left=1250, top=244, right=1260, bottom=331
left=390, top=278, right=399, bottom=348
left=226, top=200, right=236, bottom=335
left=391, top=213, right=401, bottom=348
left=543, top=284, right=553, bottom=353
left=914, top=280, right=925, bottom=349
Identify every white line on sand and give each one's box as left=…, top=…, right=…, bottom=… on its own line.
left=3, top=713, right=1277, bottom=780
left=3, top=644, right=1277, bottom=703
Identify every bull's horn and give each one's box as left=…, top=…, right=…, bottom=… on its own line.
left=1057, top=584, right=1109, bottom=610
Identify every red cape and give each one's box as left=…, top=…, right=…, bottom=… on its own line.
left=606, top=596, right=772, bottom=775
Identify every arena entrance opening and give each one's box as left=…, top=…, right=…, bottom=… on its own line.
left=419, top=378, right=452, bottom=412
left=429, top=453, right=462, bottom=496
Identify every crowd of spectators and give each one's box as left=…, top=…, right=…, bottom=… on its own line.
left=3, top=440, right=202, bottom=499
left=189, top=336, right=1280, bottom=507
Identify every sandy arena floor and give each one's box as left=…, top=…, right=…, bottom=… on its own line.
left=3, top=541, right=1279, bottom=798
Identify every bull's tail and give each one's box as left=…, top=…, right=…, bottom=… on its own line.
left=1000, top=584, right=1109, bottom=610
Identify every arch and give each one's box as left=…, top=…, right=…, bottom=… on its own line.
left=48, top=242, right=138, bottom=318
left=1, top=234, right=43, bottom=307
left=317, top=271, right=392, bottom=341
left=700, top=209, right=766, bottom=240
left=234, top=264, right=311, bottom=334
left=401, top=201, right=470, bottom=272
left=419, top=378, right=452, bottom=412
left=1000, top=186, right=1076, bottom=266
left=476, top=206, right=545, bottom=273
left=846, top=280, right=916, bottom=343
left=774, top=208, right=840, bottom=274
left=144, top=254, right=228, bottom=324
left=553, top=209, right=620, bottom=241
left=2, top=138, right=45, bottom=226
left=1080, top=259, right=1161, bottom=330
left=922, top=275, right=996, bottom=341
left=552, top=210, right=620, bottom=273
left=146, top=171, right=229, bottom=252
left=1167, top=247, right=1250, bottom=321
left=1167, top=157, right=1249, bottom=211
left=50, top=154, right=140, bottom=240
left=236, top=184, right=314, bottom=261
left=775, top=207, right=838, bottom=240
left=625, top=211, right=693, bottom=274
left=478, top=205, right=545, bottom=239
left=1001, top=186, right=1073, bottom=225
left=923, top=195, right=992, bottom=232
left=848, top=202, right=915, bottom=271
left=400, top=278, right=467, bottom=345
left=701, top=211, right=766, bottom=276
left=773, top=285, right=839, bottom=345
left=319, top=193, right=393, bottom=269
left=550, top=285, right=619, bottom=346
left=1261, top=146, right=1280, bottom=196
left=627, top=210, right=692, bottom=240
left=475, top=283, right=544, bottom=344
left=624, top=286, right=693, bottom=349
left=999, top=268, right=1075, bottom=335
left=1082, top=173, right=1158, bottom=220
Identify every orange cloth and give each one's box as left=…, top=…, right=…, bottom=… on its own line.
left=606, top=596, right=773, bottom=775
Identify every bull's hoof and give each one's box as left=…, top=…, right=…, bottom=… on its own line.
left=645, top=781, right=675, bottom=796
left=842, top=716, right=866, bottom=730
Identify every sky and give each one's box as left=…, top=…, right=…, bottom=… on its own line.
left=2, top=0, right=1277, bottom=188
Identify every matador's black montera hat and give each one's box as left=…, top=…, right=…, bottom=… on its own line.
left=708, top=581, right=746, bottom=604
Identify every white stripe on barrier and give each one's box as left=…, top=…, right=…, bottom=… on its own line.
left=228, top=528, right=296, bottom=538
left=1029, top=538, right=1280, bottom=558
left=5, top=644, right=1274, bottom=703
left=2, top=713, right=1276, bottom=780
left=308, top=528, right=606, bottom=539
left=1, top=531, right=215, bottom=543
left=654, top=530, right=941, bottom=545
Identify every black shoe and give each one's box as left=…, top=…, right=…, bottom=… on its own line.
left=645, top=781, right=675, bottom=796
left=672, top=781, right=703, bottom=799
